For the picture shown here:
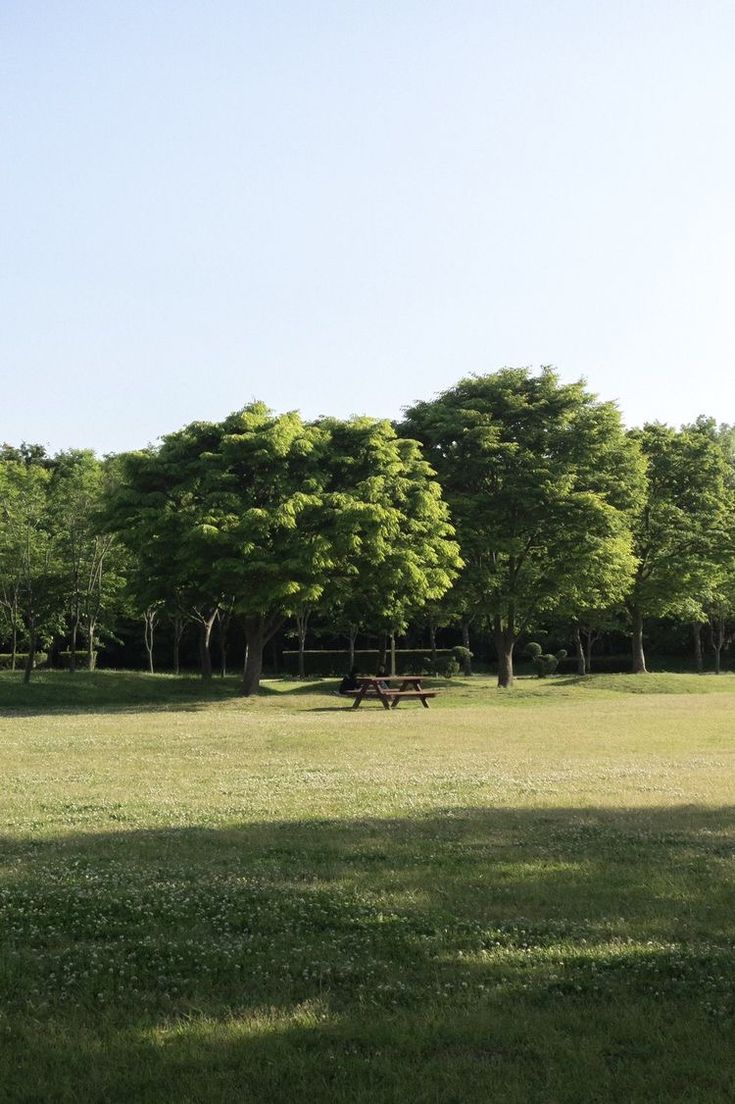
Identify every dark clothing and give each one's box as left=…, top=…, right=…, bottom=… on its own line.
left=339, top=673, right=360, bottom=694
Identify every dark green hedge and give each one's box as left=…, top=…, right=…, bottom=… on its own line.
left=56, top=650, right=97, bottom=669
left=0, top=652, right=49, bottom=669
left=281, top=648, right=455, bottom=677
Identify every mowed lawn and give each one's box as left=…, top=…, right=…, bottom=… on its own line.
left=2, top=672, right=735, bottom=1103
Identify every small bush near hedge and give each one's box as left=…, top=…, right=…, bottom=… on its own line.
left=0, top=652, right=49, bottom=669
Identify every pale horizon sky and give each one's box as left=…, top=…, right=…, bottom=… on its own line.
left=2, top=0, right=735, bottom=455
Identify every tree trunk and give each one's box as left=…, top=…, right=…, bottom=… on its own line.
left=242, top=613, right=285, bottom=696
left=143, top=608, right=157, bottom=674
left=69, top=617, right=78, bottom=673
left=11, top=624, right=17, bottom=672
left=198, top=611, right=217, bottom=680
left=271, top=637, right=279, bottom=675
left=242, top=618, right=265, bottom=696
left=294, top=608, right=311, bottom=679
left=87, top=618, right=96, bottom=670
left=631, top=607, right=647, bottom=673
left=243, top=638, right=263, bottom=695
left=584, top=630, right=594, bottom=674
left=218, top=612, right=230, bottom=677
left=23, top=630, right=36, bottom=685
left=377, top=634, right=388, bottom=670
left=172, top=614, right=184, bottom=676
left=573, top=625, right=586, bottom=676
left=494, top=619, right=515, bottom=688
left=461, top=621, right=473, bottom=675
left=693, top=622, right=704, bottom=674
left=428, top=622, right=437, bottom=664
left=712, top=616, right=725, bottom=675
left=389, top=632, right=397, bottom=676
left=297, top=630, right=306, bottom=678
left=348, top=626, right=357, bottom=669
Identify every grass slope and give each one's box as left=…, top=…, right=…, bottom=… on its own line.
left=1, top=671, right=734, bottom=1103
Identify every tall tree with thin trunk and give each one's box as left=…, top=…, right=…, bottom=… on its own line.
left=627, top=423, right=735, bottom=673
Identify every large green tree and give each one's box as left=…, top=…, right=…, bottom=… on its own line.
left=108, top=405, right=460, bottom=694
left=402, top=368, right=644, bottom=687
left=318, top=416, right=461, bottom=675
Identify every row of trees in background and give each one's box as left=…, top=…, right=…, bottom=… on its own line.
left=2, top=368, right=735, bottom=690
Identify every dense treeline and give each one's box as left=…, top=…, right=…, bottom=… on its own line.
left=2, top=369, right=734, bottom=690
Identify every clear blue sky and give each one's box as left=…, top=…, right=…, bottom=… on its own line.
left=2, top=0, right=734, bottom=454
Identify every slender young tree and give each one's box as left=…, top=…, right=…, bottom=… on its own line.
left=0, top=461, right=63, bottom=682
left=52, top=451, right=126, bottom=670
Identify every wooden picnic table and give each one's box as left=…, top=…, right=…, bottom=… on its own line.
left=348, top=675, right=437, bottom=710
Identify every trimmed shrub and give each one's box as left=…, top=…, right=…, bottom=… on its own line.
left=451, top=645, right=473, bottom=674
left=434, top=657, right=460, bottom=679
left=526, top=642, right=567, bottom=677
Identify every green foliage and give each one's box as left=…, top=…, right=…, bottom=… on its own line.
left=629, top=423, right=735, bottom=623
left=432, top=656, right=460, bottom=678
left=450, top=645, right=473, bottom=666
left=106, top=406, right=461, bottom=694
left=402, top=368, right=644, bottom=686
left=526, top=641, right=567, bottom=677
left=0, top=459, right=65, bottom=679
left=51, top=450, right=127, bottom=668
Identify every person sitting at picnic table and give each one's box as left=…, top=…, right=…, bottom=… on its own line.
left=376, top=665, right=390, bottom=690
left=338, top=666, right=360, bottom=694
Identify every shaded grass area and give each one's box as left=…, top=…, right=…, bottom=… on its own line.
left=1, top=808, right=735, bottom=1103
left=0, top=669, right=242, bottom=713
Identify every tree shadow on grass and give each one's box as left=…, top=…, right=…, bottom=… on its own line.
left=0, top=673, right=348, bottom=717
left=2, top=806, right=735, bottom=1103
left=0, top=670, right=245, bottom=716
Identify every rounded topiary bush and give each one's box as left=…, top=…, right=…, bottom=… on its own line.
left=526, top=642, right=567, bottom=677
left=451, top=645, right=473, bottom=675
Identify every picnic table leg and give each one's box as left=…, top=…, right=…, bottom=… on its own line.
left=420, top=695, right=430, bottom=708
left=351, top=685, right=367, bottom=709
left=378, top=689, right=392, bottom=710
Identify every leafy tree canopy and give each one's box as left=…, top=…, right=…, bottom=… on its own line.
left=401, top=368, right=644, bottom=685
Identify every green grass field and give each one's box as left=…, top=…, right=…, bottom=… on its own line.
left=2, top=670, right=735, bottom=1103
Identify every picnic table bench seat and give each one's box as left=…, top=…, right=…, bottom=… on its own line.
left=385, top=690, right=437, bottom=698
